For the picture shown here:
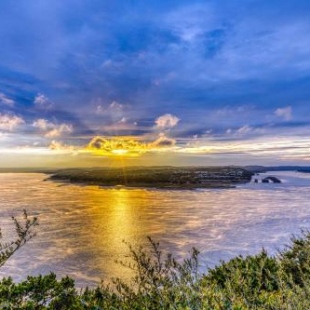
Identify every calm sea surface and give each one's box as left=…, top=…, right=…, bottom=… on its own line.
left=1, top=171, right=310, bottom=286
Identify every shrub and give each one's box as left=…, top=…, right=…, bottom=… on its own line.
left=3, top=213, right=310, bottom=309
left=0, top=210, right=38, bottom=268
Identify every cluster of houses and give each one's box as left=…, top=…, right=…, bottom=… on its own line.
left=169, top=168, right=253, bottom=185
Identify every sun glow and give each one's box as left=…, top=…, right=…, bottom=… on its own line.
left=111, top=149, right=129, bottom=156
left=84, top=135, right=175, bottom=158
left=85, top=136, right=149, bottom=157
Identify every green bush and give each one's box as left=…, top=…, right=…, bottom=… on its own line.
left=3, top=213, right=310, bottom=309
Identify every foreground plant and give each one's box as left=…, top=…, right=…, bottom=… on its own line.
left=2, top=213, right=310, bottom=309
left=0, top=210, right=38, bottom=268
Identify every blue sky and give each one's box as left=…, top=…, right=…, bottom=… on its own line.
left=0, top=0, right=310, bottom=167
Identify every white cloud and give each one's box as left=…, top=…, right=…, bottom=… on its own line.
left=95, top=105, right=104, bottom=114
left=151, top=133, right=176, bottom=148
left=33, top=119, right=73, bottom=138
left=216, top=105, right=255, bottom=116
left=95, top=101, right=124, bottom=115
left=231, top=125, right=266, bottom=136
left=109, top=101, right=123, bottom=111
left=49, top=140, right=76, bottom=152
left=34, top=93, right=53, bottom=109
left=33, top=119, right=49, bottom=130
left=0, top=93, right=15, bottom=107
left=0, top=114, right=24, bottom=131
left=118, top=117, right=127, bottom=123
left=274, top=106, right=292, bottom=121
left=45, top=124, right=72, bottom=138
left=236, top=125, right=252, bottom=135
left=155, top=114, right=180, bottom=129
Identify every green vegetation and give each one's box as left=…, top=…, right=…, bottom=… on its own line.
left=48, top=166, right=253, bottom=189
left=3, top=214, right=310, bottom=308
left=0, top=210, right=38, bottom=268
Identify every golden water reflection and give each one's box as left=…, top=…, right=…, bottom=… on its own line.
left=1, top=172, right=310, bottom=287
left=86, top=188, right=145, bottom=282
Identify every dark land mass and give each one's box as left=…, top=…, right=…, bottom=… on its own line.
left=2, top=165, right=309, bottom=189
left=47, top=166, right=254, bottom=189
left=0, top=167, right=56, bottom=174
left=297, top=168, right=310, bottom=173
left=245, top=165, right=310, bottom=173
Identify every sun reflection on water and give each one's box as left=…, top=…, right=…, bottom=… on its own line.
left=2, top=172, right=310, bottom=287
left=82, top=187, right=150, bottom=282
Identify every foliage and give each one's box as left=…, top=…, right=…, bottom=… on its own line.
left=0, top=210, right=38, bottom=268
left=3, top=214, right=310, bottom=308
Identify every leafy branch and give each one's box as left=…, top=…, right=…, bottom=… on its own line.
left=0, top=210, right=38, bottom=268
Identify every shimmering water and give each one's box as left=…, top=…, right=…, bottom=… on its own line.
left=1, top=171, right=310, bottom=287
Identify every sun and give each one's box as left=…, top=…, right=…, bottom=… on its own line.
left=111, top=149, right=129, bottom=156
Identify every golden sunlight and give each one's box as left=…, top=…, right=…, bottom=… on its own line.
left=85, top=136, right=149, bottom=157
left=84, top=134, right=176, bottom=158
left=111, top=149, right=129, bottom=156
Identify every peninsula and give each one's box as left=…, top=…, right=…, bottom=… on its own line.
left=47, top=166, right=254, bottom=189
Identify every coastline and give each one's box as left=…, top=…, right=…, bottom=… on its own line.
left=46, top=166, right=253, bottom=190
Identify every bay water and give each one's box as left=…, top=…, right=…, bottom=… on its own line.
left=0, top=171, right=310, bottom=287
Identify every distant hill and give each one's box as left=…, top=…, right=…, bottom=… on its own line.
left=48, top=166, right=254, bottom=189
left=244, top=166, right=310, bottom=173
left=0, top=167, right=56, bottom=173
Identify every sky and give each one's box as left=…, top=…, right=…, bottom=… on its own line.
left=0, top=0, right=310, bottom=167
